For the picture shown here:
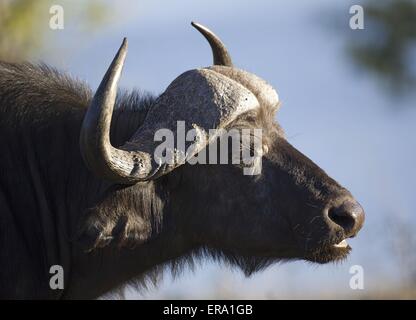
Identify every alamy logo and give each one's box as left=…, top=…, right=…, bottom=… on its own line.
left=153, top=121, right=264, bottom=176
left=49, top=5, right=64, bottom=30
left=349, top=5, right=365, bottom=30
left=49, top=265, right=64, bottom=290
left=349, top=265, right=364, bottom=290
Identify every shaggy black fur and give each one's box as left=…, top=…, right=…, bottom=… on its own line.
left=0, top=62, right=355, bottom=299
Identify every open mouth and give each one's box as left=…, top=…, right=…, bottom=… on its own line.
left=333, top=239, right=349, bottom=249
left=305, top=238, right=352, bottom=264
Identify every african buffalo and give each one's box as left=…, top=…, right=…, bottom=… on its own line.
left=0, top=22, right=364, bottom=299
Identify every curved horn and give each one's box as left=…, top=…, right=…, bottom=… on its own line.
left=191, top=21, right=233, bottom=67
left=80, top=26, right=277, bottom=184
left=80, top=38, right=153, bottom=184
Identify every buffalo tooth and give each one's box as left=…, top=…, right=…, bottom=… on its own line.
left=333, top=239, right=348, bottom=248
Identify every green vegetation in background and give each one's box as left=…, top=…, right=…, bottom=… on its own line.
left=0, top=0, right=108, bottom=61
left=347, top=0, right=416, bottom=96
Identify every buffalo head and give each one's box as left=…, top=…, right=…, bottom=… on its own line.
left=78, top=22, right=364, bottom=272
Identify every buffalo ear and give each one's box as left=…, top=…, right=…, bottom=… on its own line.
left=76, top=185, right=155, bottom=251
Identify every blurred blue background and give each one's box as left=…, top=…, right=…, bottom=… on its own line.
left=2, top=0, right=415, bottom=298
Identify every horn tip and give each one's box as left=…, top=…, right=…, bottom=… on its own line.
left=190, top=21, right=233, bottom=67
left=115, top=38, right=128, bottom=60
left=121, top=37, right=128, bottom=48
left=191, top=21, right=205, bottom=32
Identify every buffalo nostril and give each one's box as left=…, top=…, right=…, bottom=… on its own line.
left=328, top=200, right=365, bottom=237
